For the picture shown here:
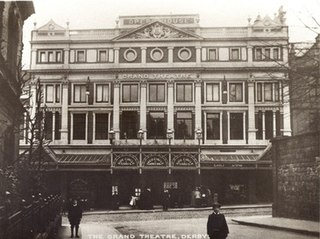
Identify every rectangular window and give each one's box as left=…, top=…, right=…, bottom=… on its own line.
left=256, top=111, right=263, bottom=139
left=175, top=111, right=193, bottom=139
left=76, top=50, right=85, bottom=62
left=230, top=48, right=240, bottom=60
left=255, top=48, right=262, bottom=60
left=55, top=85, right=61, bottom=103
left=176, top=83, right=192, bottom=102
left=44, top=112, right=53, bottom=140
left=265, top=48, right=271, bottom=59
left=230, top=113, right=243, bottom=140
left=265, top=111, right=273, bottom=139
left=229, top=83, right=243, bottom=102
left=48, top=52, right=54, bottom=62
left=148, top=112, right=166, bottom=139
left=98, top=50, right=107, bottom=62
left=46, top=85, right=54, bottom=103
left=40, top=52, right=46, bottom=62
left=96, top=84, right=109, bottom=103
left=73, top=113, right=86, bottom=140
left=274, top=82, right=279, bottom=101
left=74, top=85, right=87, bottom=103
left=208, top=48, right=217, bottom=60
left=95, top=113, right=108, bottom=140
left=122, top=84, right=138, bottom=102
left=206, top=83, right=220, bottom=102
left=273, top=48, right=280, bottom=60
left=55, top=112, right=61, bottom=140
left=257, top=83, right=262, bottom=102
left=264, top=83, right=273, bottom=101
left=206, top=113, right=220, bottom=140
left=56, top=51, right=62, bottom=62
left=149, top=84, right=165, bottom=102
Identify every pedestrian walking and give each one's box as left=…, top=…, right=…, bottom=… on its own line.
left=207, top=202, right=229, bottom=239
left=162, top=189, right=170, bottom=211
left=68, top=199, right=82, bottom=238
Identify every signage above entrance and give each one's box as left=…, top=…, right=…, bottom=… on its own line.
left=120, top=73, right=197, bottom=80
left=119, top=14, right=200, bottom=28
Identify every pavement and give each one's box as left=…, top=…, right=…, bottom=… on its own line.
left=57, top=205, right=320, bottom=238
left=232, top=215, right=320, bottom=237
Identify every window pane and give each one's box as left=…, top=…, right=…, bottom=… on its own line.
left=74, top=86, right=80, bottom=102
left=274, top=83, right=279, bottom=101
left=48, top=52, right=54, bottom=62
left=96, top=85, right=103, bottom=102
left=236, top=84, right=242, bottom=101
left=77, top=51, right=85, bottom=62
left=207, top=83, right=219, bottom=102
left=231, top=49, right=239, bottom=60
left=44, top=112, right=53, bottom=140
left=74, top=85, right=86, bottom=103
left=80, top=86, right=86, bottom=102
left=273, top=48, right=279, bottom=59
left=73, top=114, right=86, bottom=140
left=176, top=84, right=184, bottom=102
left=149, top=84, right=157, bottom=102
left=40, top=52, right=46, bottom=62
left=46, top=85, right=54, bottom=102
left=207, top=113, right=220, bottom=139
left=175, top=112, right=193, bottom=139
left=131, top=85, right=138, bottom=102
left=256, top=48, right=262, bottom=60
left=148, top=112, right=165, bottom=139
left=230, top=113, right=243, bottom=139
left=55, top=85, right=60, bottom=103
left=56, top=51, right=62, bottom=62
left=103, top=85, right=109, bottom=102
left=264, top=83, right=272, bottom=101
left=208, top=49, right=216, bottom=60
left=257, top=83, right=262, bottom=102
left=265, top=49, right=270, bottom=59
left=229, top=83, right=242, bottom=102
left=95, top=113, right=108, bottom=139
left=185, top=84, right=192, bottom=101
left=157, top=84, right=165, bottom=102
left=122, top=85, right=130, bottom=102
left=99, top=51, right=107, bottom=62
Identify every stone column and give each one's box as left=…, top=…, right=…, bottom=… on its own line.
left=262, top=111, right=266, bottom=140
left=113, top=79, right=120, bottom=140
left=196, top=46, right=201, bottom=66
left=114, top=48, right=120, bottom=65
left=52, top=111, right=56, bottom=141
left=168, top=46, right=174, bottom=66
left=273, top=110, right=277, bottom=137
left=60, top=77, right=69, bottom=143
left=247, top=75, right=256, bottom=144
left=194, top=78, right=202, bottom=135
left=141, top=47, right=146, bottom=66
left=31, top=49, right=37, bottom=68
left=167, top=80, right=174, bottom=138
left=140, top=80, right=147, bottom=139
left=282, top=78, right=292, bottom=136
left=64, top=48, right=69, bottom=67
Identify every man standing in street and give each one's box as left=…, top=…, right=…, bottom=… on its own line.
left=68, top=199, right=83, bottom=238
left=207, top=202, right=229, bottom=239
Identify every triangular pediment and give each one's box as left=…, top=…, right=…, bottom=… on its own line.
left=37, top=19, right=66, bottom=31
left=113, top=21, right=202, bottom=41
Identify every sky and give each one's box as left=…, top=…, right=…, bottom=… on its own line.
left=22, top=0, right=320, bottom=69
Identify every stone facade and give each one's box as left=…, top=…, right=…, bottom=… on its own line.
left=272, top=132, right=320, bottom=221
left=0, top=1, right=34, bottom=168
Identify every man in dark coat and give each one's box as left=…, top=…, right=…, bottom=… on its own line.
left=68, top=199, right=82, bottom=238
left=207, top=202, right=229, bottom=239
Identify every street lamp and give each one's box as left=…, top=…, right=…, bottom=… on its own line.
left=195, top=128, right=202, bottom=177
left=85, top=76, right=90, bottom=96
left=108, top=129, right=115, bottom=145
left=167, top=129, right=174, bottom=174
left=109, top=129, right=115, bottom=174
left=166, top=129, right=173, bottom=146
left=137, top=129, right=144, bottom=146
left=137, top=129, right=144, bottom=174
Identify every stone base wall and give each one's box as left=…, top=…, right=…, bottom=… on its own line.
left=272, top=132, right=320, bottom=221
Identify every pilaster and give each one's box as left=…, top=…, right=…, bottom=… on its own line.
left=113, top=78, right=120, bottom=140
left=60, top=76, right=69, bottom=143
left=247, top=75, right=256, bottom=144
left=140, top=80, right=147, bottom=139
left=167, top=79, right=174, bottom=138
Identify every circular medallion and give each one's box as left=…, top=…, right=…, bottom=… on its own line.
left=178, top=47, right=192, bottom=61
left=124, top=48, right=137, bottom=62
left=150, top=48, right=164, bottom=62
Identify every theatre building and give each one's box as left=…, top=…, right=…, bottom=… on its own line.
left=21, top=9, right=291, bottom=208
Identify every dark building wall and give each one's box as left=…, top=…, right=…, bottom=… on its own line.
left=272, top=132, right=320, bottom=221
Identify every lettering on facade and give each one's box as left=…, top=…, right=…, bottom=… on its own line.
left=123, top=17, right=195, bottom=26
left=121, top=73, right=196, bottom=80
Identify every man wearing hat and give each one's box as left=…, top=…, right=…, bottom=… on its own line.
left=207, top=202, right=229, bottom=239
